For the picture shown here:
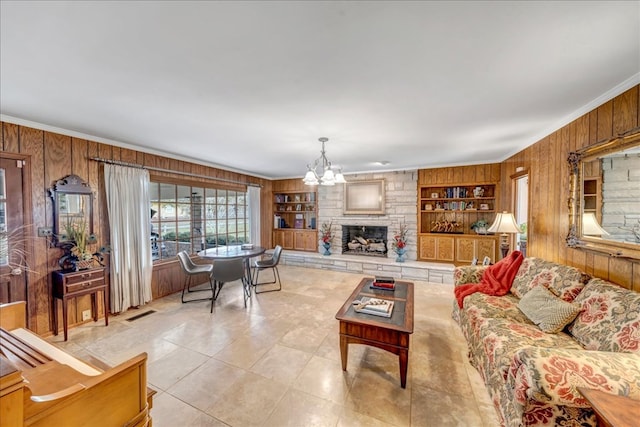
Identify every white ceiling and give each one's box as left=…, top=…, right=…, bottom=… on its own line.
left=1, top=1, right=639, bottom=180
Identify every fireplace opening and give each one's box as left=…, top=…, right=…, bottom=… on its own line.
left=341, top=225, right=388, bottom=257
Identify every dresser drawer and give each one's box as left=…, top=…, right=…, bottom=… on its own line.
left=65, top=278, right=104, bottom=294
left=52, top=268, right=106, bottom=297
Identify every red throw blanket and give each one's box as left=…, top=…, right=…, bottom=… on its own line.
left=455, top=251, right=524, bottom=308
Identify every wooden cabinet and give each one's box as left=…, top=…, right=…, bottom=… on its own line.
left=456, top=236, right=497, bottom=264
left=51, top=268, right=108, bottom=341
left=420, top=235, right=455, bottom=262
left=417, top=169, right=501, bottom=264
left=273, top=189, right=317, bottom=252
left=294, top=230, right=317, bottom=251
left=273, top=229, right=317, bottom=251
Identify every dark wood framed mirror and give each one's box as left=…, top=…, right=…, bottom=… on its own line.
left=566, top=128, right=640, bottom=260
left=50, top=174, right=94, bottom=245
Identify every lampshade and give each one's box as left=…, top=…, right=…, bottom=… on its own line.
left=334, top=170, right=346, bottom=183
left=303, top=170, right=319, bottom=185
left=487, top=211, right=520, bottom=234
left=582, top=212, right=609, bottom=236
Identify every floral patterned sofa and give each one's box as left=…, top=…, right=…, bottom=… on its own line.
left=452, top=257, right=640, bottom=427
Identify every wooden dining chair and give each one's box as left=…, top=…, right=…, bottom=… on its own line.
left=176, top=251, right=215, bottom=306
left=211, top=257, right=250, bottom=311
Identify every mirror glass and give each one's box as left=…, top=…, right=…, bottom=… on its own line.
left=50, top=174, right=93, bottom=244
left=567, top=131, right=640, bottom=259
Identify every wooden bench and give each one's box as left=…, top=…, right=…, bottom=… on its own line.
left=0, top=301, right=154, bottom=427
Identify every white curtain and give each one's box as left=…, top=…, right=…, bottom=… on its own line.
left=104, top=164, right=153, bottom=313
left=248, top=186, right=261, bottom=246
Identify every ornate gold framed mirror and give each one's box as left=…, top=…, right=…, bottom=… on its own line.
left=566, top=128, right=640, bottom=260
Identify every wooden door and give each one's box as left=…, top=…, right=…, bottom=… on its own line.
left=0, top=156, right=30, bottom=305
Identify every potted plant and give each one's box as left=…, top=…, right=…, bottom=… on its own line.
left=59, top=219, right=108, bottom=270
left=470, top=219, right=489, bottom=235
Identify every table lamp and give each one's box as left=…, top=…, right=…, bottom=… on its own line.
left=488, top=211, right=521, bottom=259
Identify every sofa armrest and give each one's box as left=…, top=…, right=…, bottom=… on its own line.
left=507, top=346, right=640, bottom=408
left=453, top=265, right=488, bottom=286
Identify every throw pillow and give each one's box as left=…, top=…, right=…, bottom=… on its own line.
left=518, top=285, right=582, bottom=333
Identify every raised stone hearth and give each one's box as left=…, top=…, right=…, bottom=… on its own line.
left=342, top=225, right=388, bottom=257
left=274, top=249, right=454, bottom=283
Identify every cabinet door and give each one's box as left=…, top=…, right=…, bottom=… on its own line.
left=282, top=230, right=294, bottom=249
left=273, top=230, right=295, bottom=250
left=273, top=231, right=285, bottom=248
left=304, top=231, right=318, bottom=251
left=436, top=237, right=455, bottom=262
left=293, top=231, right=307, bottom=251
left=419, top=235, right=437, bottom=260
left=456, top=237, right=477, bottom=264
left=476, top=238, right=496, bottom=262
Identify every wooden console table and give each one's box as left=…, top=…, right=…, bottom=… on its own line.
left=578, top=387, right=640, bottom=427
left=51, top=268, right=109, bottom=341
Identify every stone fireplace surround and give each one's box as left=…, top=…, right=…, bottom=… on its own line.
left=315, top=171, right=418, bottom=261
left=342, top=225, right=388, bottom=257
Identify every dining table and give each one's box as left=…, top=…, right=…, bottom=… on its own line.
left=197, top=244, right=266, bottom=287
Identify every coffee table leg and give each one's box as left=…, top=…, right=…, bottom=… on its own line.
left=340, top=335, right=348, bottom=371
left=399, top=348, right=408, bottom=388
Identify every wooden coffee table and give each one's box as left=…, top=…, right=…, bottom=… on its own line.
left=335, top=277, right=414, bottom=388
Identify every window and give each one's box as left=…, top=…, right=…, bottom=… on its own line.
left=149, top=181, right=248, bottom=260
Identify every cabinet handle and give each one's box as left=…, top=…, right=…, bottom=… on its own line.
left=82, top=283, right=91, bottom=288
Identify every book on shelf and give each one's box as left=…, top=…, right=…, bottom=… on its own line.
left=354, top=297, right=394, bottom=318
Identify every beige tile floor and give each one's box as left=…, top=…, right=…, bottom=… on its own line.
left=51, top=265, right=499, bottom=427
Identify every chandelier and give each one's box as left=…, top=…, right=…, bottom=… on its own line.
left=302, top=137, right=346, bottom=186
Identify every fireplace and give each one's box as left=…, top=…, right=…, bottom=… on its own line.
left=341, top=225, right=388, bottom=257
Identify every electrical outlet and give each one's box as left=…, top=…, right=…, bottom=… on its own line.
left=82, top=310, right=91, bottom=321
left=37, top=227, right=53, bottom=237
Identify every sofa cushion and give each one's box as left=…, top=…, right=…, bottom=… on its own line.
left=568, top=278, right=640, bottom=353
left=474, top=318, right=583, bottom=380
left=510, top=257, right=587, bottom=301
left=518, top=286, right=582, bottom=333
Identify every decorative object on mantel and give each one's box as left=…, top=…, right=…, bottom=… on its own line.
left=470, top=219, right=490, bottom=235
left=320, top=221, right=334, bottom=256
left=391, top=222, right=408, bottom=262
left=302, top=137, right=346, bottom=186
left=58, top=219, right=109, bottom=271
left=487, top=211, right=520, bottom=259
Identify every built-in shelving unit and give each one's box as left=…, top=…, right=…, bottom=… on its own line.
left=272, top=183, right=318, bottom=252
left=417, top=164, right=501, bottom=265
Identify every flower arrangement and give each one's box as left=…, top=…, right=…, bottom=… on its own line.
left=59, top=219, right=108, bottom=270
left=319, top=222, right=334, bottom=244
left=391, top=222, right=408, bottom=253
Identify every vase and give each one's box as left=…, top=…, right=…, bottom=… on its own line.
left=395, top=248, right=406, bottom=262
left=322, top=242, right=331, bottom=256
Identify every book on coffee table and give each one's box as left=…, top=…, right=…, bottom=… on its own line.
left=370, top=281, right=396, bottom=290
left=354, top=297, right=394, bottom=318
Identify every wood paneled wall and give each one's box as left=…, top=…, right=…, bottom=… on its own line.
left=499, top=85, right=640, bottom=292
left=0, top=121, right=272, bottom=334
